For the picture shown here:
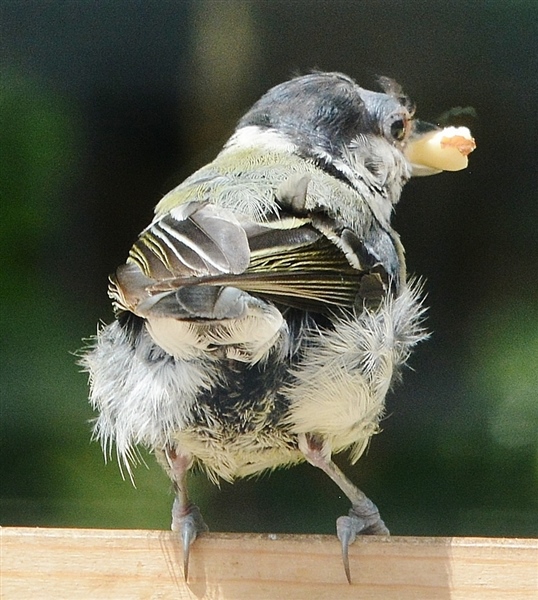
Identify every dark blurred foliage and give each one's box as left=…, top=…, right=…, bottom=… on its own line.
left=1, top=1, right=536, bottom=538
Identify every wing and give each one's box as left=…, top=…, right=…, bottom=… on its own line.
left=109, top=199, right=392, bottom=321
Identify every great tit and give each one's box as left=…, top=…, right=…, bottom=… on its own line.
left=81, top=71, right=475, bottom=583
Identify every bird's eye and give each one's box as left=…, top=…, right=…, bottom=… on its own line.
left=390, top=119, right=407, bottom=141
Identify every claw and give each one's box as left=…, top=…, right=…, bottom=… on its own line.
left=337, top=514, right=360, bottom=584
left=181, top=515, right=196, bottom=581
left=172, top=499, right=208, bottom=581
left=336, top=510, right=389, bottom=583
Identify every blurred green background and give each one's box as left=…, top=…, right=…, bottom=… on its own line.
left=1, top=1, right=537, bottom=539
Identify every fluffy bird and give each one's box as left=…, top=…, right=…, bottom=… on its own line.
left=82, top=71, right=475, bottom=582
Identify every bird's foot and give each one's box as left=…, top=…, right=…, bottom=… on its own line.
left=336, top=503, right=389, bottom=584
left=171, top=498, right=209, bottom=581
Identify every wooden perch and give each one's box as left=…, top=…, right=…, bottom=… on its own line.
left=1, top=527, right=537, bottom=599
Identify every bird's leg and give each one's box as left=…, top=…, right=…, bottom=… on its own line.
left=165, top=446, right=208, bottom=581
left=298, top=433, right=389, bottom=583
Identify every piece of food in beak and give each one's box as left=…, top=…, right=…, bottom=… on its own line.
left=406, top=125, right=476, bottom=176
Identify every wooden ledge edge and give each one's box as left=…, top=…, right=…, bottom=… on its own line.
left=2, top=527, right=537, bottom=599
left=1, top=525, right=536, bottom=545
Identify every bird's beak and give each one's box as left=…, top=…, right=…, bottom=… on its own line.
left=405, top=120, right=476, bottom=177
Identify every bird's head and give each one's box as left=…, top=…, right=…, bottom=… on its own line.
left=226, top=72, right=475, bottom=212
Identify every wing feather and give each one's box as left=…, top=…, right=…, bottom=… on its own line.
left=111, top=200, right=390, bottom=318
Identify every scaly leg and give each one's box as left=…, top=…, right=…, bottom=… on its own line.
left=165, top=446, right=208, bottom=581
left=298, top=433, right=389, bottom=583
